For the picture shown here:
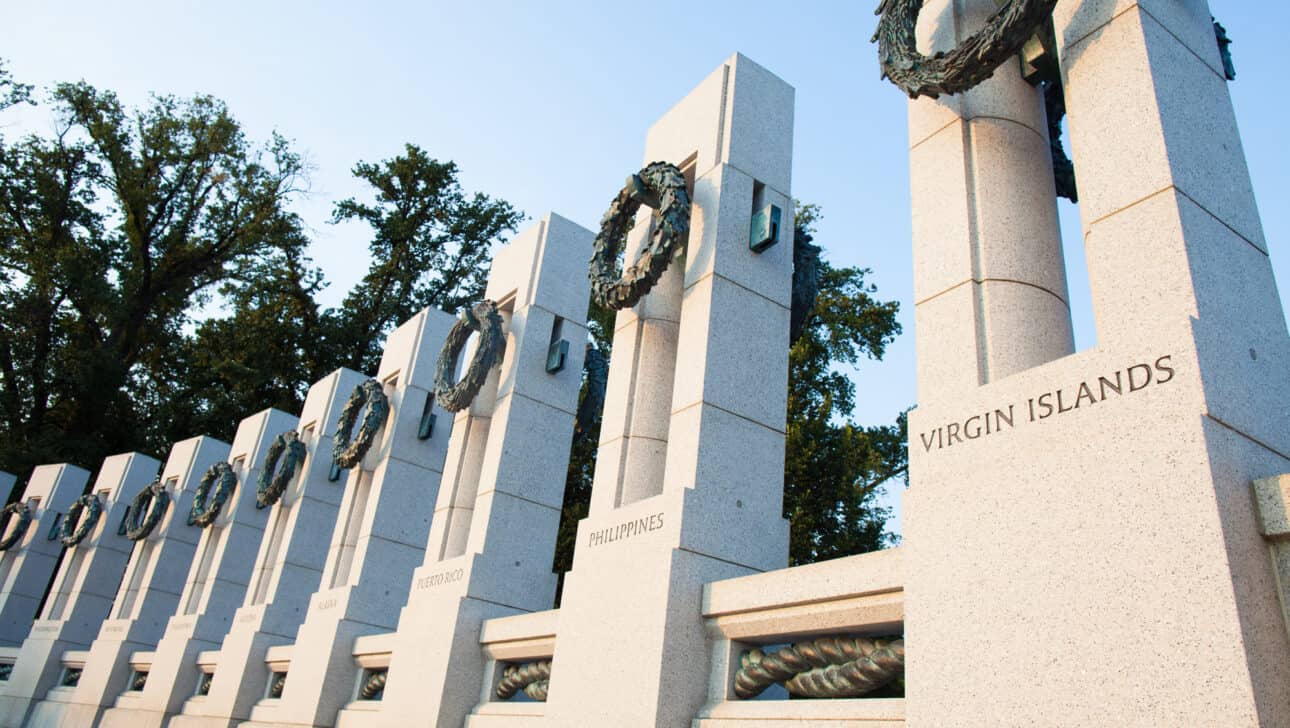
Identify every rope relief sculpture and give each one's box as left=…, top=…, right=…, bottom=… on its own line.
left=433, top=300, right=506, bottom=413
left=496, top=660, right=551, bottom=702
left=59, top=493, right=103, bottom=547
left=332, top=379, right=390, bottom=469
left=124, top=480, right=170, bottom=541
left=188, top=461, right=237, bottom=528
left=256, top=430, right=306, bottom=508
left=588, top=162, right=691, bottom=311
left=734, top=636, right=905, bottom=699
left=0, top=502, right=31, bottom=551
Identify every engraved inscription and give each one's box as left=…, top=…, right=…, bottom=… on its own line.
left=416, top=568, right=465, bottom=590
left=588, top=512, right=665, bottom=548
left=917, top=355, right=1178, bottom=453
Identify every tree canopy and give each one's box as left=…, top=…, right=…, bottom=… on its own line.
left=0, top=69, right=522, bottom=478
left=783, top=205, right=905, bottom=563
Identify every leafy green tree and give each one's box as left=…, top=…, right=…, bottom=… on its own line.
left=157, top=145, right=527, bottom=445
left=0, top=65, right=525, bottom=475
left=151, top=214, right=328, bottom=445
left=552, top=299, right=614, bottom=586
left=325, top=144, right=525, bottom=373
left=0, top=60, right=31, bottom=113
left=784, top=205, right=905, bottom=563
left=0, top=77, right=305, bottom=476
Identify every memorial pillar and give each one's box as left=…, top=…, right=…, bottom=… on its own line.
left=906, top=2, right=1290, bottom=725
left=97, top=408, right=293, bottom=728
left=27, top=436, right=227, bottom=728
left=0, top=451, right=159, bottom=727
left=546, top=53, right=795, bottom=728
left=165, top=367, right=367, bottom=728
left=334, top=213, right=592, bottom=728
left=0, top=465, right=88, bottom=648
left=240, top=307, right=455, bottom=728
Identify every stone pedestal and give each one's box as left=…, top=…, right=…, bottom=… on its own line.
left=544, top=53, right=795, bottom=728
left=165, top=368, right=367, bottom=728
left=26, top=436, right=229, bottom=728
left=905, top=2, right=1290, bottom=725
left=334, top=214, right=592, bottom=728
left=0, top=465, right=89, bottom=648
left=240, top=308, right=456, bottom=728
left=98, top=408, right=297, bottom=728
left=0, top=452, right=160, bottom=727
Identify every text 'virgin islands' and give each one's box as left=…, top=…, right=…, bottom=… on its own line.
left=917, top=355, right=1176, bottom=453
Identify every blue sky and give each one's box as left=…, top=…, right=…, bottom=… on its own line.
left=4, top=2, right=1287, bottom=536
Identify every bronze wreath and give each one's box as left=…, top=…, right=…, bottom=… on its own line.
left=589, top=162, right=691, bottom=310
left=496, top=659, right=550, bottom=702
left=872, top=0, right=1058, bottom=99
left=125, top=480, right=170, bottom=541
left=256, top=430, right=306, bottom=508
left=734, top=635, right=904, bottom=699
left=189, top=462, right=237, bottom=528
left=0, top=502, right=31, bottom=551
left=434, top=300, right=506, bottom=413
left=60, top=493, right=103, bottom=546
left=333, top=379, right=390, bottom=469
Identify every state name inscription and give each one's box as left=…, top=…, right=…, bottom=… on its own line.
left=917, top=355, right=1177, bottom=453
left=415, top=568, right=465, bottom=590
left=587, top=512, right=665, bottom=547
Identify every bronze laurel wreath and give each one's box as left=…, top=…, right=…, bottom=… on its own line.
left=496, top=659, right=550, bottom=702
left=256, top=430, right=306, bottom=508
left=125, top=480, right=170, bottom=540
left=589, top=162, right=691, bottom=310
left=434, top=300, right=506, bottom=413
left=60, top=493, right=103, bottom=546
left=0, top=502, right=31, bottom=551
left=734, top=635, right=905, bottom=699
left=333, top=379, right=390, bottom=469
left=189, top=461, right=237, bottom=528
left=873, top=0, right=1058, bottom=99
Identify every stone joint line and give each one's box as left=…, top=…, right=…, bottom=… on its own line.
left=915, top=277, right=1072, bottom=309
left=1084, top=185, right=1265, bottom=257
left=670, top=399, right=786, bottom=437
left=1063, top=4, right=1226, bottom=84
left=1206, top=413, right=1290, bottom=464
left=963, top=117, right=989, bottom=384
left=912, top=113, right=1046, bottom=152
left=683, top=271, right=790, bottom=312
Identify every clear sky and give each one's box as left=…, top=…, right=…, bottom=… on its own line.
left=4, top=2, right=1287, bottom=537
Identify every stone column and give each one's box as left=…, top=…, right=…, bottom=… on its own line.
left=906, top=2, right=1290, bottom=725
left=0, top=451, right=160, bottom=728
left=31, top=436, right=227, bottom=728
left=546, top=53, right=794, bottom=728
left=0, top=465, right=88, bottom=647
left=97, top=408, right=293, bottom=728
left=910, top=0, right=1073, bottom=405
left=589, top=253, right=683, bottom=511
left=239, top=307, right=455, bottom=728
left=164, top=367, right=367, bottom=728
left=333, top=213, right=592, bottom=728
